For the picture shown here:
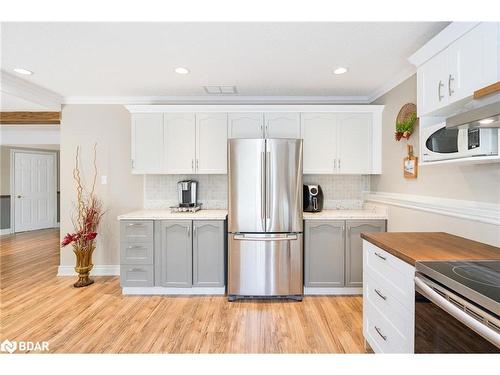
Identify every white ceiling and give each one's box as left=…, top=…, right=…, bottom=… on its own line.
left=1, top=22, right=449, bottom=102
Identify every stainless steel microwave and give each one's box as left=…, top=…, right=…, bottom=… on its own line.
left=422, top=122, right=498, bottom=162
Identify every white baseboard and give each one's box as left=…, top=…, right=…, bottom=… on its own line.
left=57, top=265, right=120, bottom=276
left=304, top=287, right=362, bottom=295
left=364, top=191, right=500, bottom=226
left=122, top=286, right=226, bottom=295
left=0, top=228, right=12, bottom=236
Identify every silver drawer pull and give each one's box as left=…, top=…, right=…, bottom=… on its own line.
left=374, top=252, right=386, bottom=261
left=374, top=289, right=387, bottom=300
left=127, top=223, right=144, bottom=227
left=127, top=245, right=144, bottom=250
left=375, top=326, right=387, bottom=341
left=129, top=268, right=143, bottom=272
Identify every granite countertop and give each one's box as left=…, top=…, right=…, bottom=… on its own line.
left=303, top=207, right=388, bottom=220
left=118, top=209, right=228, bottom=221
left=361, top=232, right=500, bottom=265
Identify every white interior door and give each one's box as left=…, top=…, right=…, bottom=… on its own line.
left=13, top=151, right=56, bottom=232
left=196, top=113, right=228, bottom=174
left=338, top=113, right=372, bottom=174
left=164, top=113, right=196, bottom=174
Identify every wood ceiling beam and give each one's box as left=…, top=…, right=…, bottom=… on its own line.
left=0, top=112, right=61, bottom=125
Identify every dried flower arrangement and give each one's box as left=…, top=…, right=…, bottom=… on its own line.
left=61, top=144, right=105, bottom=287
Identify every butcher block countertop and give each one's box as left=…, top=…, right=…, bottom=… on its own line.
left=360, top=232, right=500, bottom=266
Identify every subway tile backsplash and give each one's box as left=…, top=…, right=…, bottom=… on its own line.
left=144, top=174, right=370, bottom=210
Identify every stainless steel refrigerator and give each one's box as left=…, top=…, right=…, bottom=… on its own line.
left=227, top=138, right=303, bottom=300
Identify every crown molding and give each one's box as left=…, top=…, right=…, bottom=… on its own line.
left=367, top=65, right=416, bottom=103
left=1, top=71, right=63, bottom=111
left=63, top=95, right=373, bottom=105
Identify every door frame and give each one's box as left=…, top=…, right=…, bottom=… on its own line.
left=10, top=149, right=58, bottom=233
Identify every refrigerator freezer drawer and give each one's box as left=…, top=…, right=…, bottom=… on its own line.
left=228, top=233, right=303, bottom=297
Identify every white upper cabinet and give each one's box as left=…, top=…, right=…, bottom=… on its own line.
left=414, top=22, right=499, bottom=116
left=301, top=113, right=338, bottom=174
left=164, top=113, right=196, bottom=174
left=228, top=113, right=264, bottom=138
left=264, top=112, right=301, bottom=138
left=338, top=113, right=372, bottom=174
left=131, top=113, right=164, bottom=174
left=196, top=113, right=228, bottom=174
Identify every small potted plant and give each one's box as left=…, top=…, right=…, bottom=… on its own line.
left=395, top=110, right=417, bottom=141
left=61, top=144, right=104, bottom=288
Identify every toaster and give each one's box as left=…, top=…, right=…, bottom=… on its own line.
left=303, top=184, right=324, bottom=212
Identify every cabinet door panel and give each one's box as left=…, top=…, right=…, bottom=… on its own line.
left=156, top=220, right=192, bottom=287
left=417, top=51, right=447, bottom=116
left=131, top=114, right=164, bottom=173
left=338, top=113, right=372, bottom=174
left=193, top=221, right=225, bottom=287
left=448, top=23, right=500, bottom=103
left=196, top=113, right=228, bottom=174
left=304, top=220, right=345, bottom=287
left=346, top=220, right=386, bottom=287
left=228, top=113, right=264, bottom=138
left=164, top=114, right=196, bottom=174
left=264, top=113, right=301, bottom=138
left=301, top=113, right=337, bottom=174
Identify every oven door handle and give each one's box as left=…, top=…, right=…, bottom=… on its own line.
left=415, top=276, right=500, bottom=348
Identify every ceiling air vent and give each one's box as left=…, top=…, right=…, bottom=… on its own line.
left=204, top=86, right=238, bottom=94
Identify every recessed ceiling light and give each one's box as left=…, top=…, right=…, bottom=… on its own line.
left=479, top=118, right=494, bottom=125
left=13, top=68, right=33, bottom=75
left=333, top=67, right=348, bottom=75
left=174, top=67, right=190, bottom=75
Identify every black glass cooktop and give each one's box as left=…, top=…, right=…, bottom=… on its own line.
left=416, top=260, right=500, bottom=315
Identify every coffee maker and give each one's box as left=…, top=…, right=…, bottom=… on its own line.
left=177, top=180, right=198, bottom=207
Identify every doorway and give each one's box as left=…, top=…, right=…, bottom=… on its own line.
left=11, top=150, right=57, bottom=232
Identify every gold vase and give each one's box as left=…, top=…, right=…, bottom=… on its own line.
left=73, top=242, right=95, bottom=288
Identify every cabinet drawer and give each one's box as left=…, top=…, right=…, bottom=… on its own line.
left=364, top=297, right=413, bottom=353
left=120, top=221, right=153, bottom=242
left=121, top=242, right=153, bottom=265
left=120, top=265, right=154, bottom=287
left=363, top=241, right=415, bottom=308
left=364, top=274, right=414, bottom=341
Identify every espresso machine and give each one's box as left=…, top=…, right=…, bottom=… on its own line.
left=172, top=180, right=200, bottom=212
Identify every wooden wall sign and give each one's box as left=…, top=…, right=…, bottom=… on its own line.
left=403, top=144, right=418, bottom=179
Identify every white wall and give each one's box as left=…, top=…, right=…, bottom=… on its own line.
left=60, top=105, right=143, bottom=267
left=371, top=75, right=500, bottom=246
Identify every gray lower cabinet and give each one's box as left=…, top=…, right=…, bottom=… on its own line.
left=120, top=220, right=154, bottom=287
left=193, top=220, right=225, bottom=287
left=345, top=219, right=386, bottom=287
left=155, top=220, right=193, bottom=287
left=305, top=220, right=345, bottom=287
left=304, top=219, right=386, bottom=288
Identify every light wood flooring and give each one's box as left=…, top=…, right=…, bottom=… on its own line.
left=0, top=229, right=366, bottom=353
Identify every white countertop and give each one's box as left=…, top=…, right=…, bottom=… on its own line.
left=303, top=208, right=388, bottom=220
left=118, top=209, right=228, bottom=221
left=119, top=207, right=387, bottom=221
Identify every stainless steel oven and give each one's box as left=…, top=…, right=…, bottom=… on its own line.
left=414, top=261, right=500, bottom=353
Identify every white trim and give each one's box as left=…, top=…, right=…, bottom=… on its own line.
left=10, top=149, right=58, bottom=233
left=122, top=286, right=226, bottom=295
left=57, top=265, right=120, bottom=276
left=304, top=287, right=362, bottom=295
left=65, top=95, right=372, bottom=105
left=0, top=125, right=60, bottom=145
left=408, top=22, right=479, bottom=67
left=364, top=191, right=500, bottom=226
left=0, top=228, right=12, bottom=236
left=1, top=70, right=62, bottom=111
left=124, top=104, right=385, bottom=113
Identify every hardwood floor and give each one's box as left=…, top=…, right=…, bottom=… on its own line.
left=0, top=229, right=366, bottom=353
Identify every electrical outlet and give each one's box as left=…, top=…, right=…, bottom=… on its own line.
left=101, top=175, right=107, bottom=185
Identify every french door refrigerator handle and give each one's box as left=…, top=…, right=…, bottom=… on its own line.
left=233, top=234, right=299, bottom=241
left=266, top=151, right=271, bottom=220
left=415, top=276, right=500, bottom=347
left=261, top=151, right=266, bottom=230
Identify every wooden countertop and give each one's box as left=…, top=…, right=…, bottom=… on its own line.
left=360, top=232, right=500, bottom=265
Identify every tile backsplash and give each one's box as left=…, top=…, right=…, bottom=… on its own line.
left=144, top=174, right=370, bottom=210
